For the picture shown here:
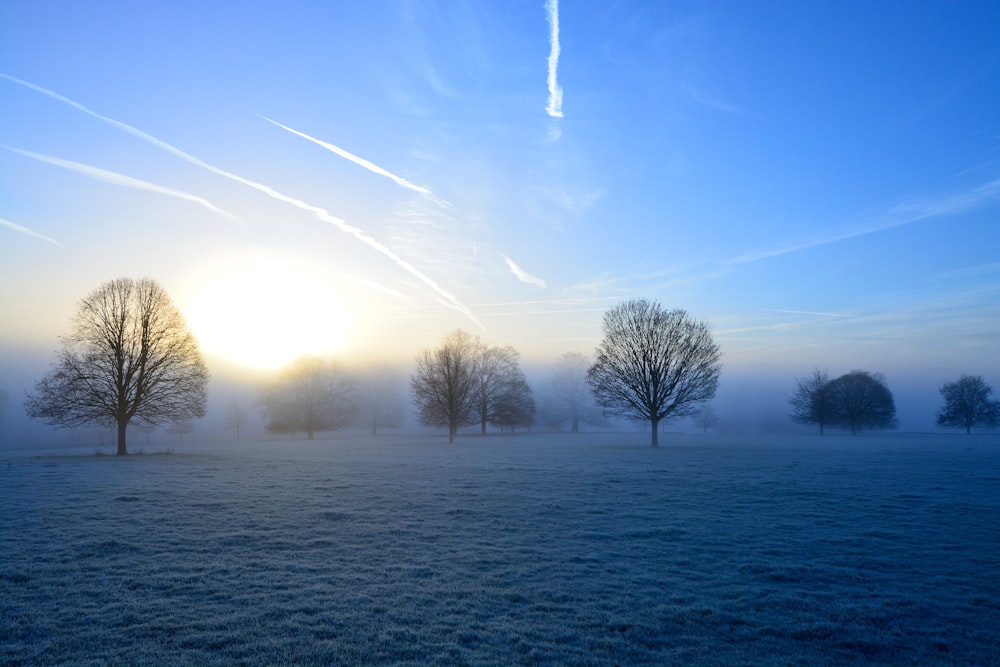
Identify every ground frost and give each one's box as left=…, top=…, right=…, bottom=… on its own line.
left=2, top=432, right=999, bottom=665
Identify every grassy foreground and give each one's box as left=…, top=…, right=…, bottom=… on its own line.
left=2, top=432, right=999, bottom=665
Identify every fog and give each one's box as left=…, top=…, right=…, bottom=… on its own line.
left=2, top=342, right=989, bottom=451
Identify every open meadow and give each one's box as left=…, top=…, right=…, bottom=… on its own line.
left=2, top=432, right=999, bottom=666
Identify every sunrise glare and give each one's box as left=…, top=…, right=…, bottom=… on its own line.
left=2, top=1, right=999, bottom=664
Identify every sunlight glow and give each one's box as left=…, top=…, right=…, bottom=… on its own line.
left=184, top=257, right=352, bottom=371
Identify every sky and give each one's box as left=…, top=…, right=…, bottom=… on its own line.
left=2, top=0, right=999, bottom=433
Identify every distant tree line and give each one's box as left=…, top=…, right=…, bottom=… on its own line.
left=409, top=330, right=536, bottom=443
left=790, top=370, right=999, bottom=435
left=19, top=278, right=1000, bottom=451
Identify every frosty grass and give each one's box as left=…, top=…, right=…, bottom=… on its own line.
left=2, top=432, right=999, bottom=665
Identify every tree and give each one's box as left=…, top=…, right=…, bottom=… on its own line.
left=937, top=375, right=1000, bottom=434
left=135, top=423, right=155, bottom=446
left=694, top=403, right=719, bottom=434
left=587, top=300, right=722, bottom=447
left=489, top=372, right=536, bottom=433
left=472, top=344, right=531, bottom=435
left=356, top=367, right=407, bottom=435
left=24, top=277, right=208, bottom=456
left=788, top=369, right=833, bottom=434
left=540, top=352, right=604, bottom=433
left=410, top=330, right=480, bottom=443
left=825, top=370, right=897, bottom=434
left=166, top=420, right=193, bottom=443
left=224, top=402, right=248, bottom=440
left=258, top=356, right=357, bottom=439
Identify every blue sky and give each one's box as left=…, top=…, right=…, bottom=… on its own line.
left=2, top=1, right=998, bottom=416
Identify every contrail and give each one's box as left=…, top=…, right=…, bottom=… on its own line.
left=502, top=253, right=547, bottom=288
left=545, top=0, right=564, bottom=118
left=726, top=177, right=1000, bottom=265
left=345, top=275, right=411, bottom=301
left=6, top=147, right=242, bottom=223
left=0, top=217, right=62, bottom=246
left=767, top=309, right=852, bottom=318
left=260, top=116, right=452, bottom=208
left=1, top=72, right=486, bottom=331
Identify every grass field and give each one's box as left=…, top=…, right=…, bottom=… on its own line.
left=2, top=432, right=998, bottom=665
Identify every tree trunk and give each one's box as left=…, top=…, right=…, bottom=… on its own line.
left=116, top=419, right=128, bottom=456
left=571, top=416, right=579, bottom=433
left=448, top=424, right=457, bottom=444
left=650, top=417, right=659, bottom=447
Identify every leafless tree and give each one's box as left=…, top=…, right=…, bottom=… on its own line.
left=826, top=370, right=897, bottom=434
left=788, top=369, right=832, bottom=434
left=258, top=356, right=357, bottom=439
left=488, top=371, right=535, bottom=433
left=224, top=402, right=248, bottom=440
left=24, top=277, right=208, bottom=456
left=540, top=352, right=604, bottom=432
left=587, top=300, right=722, bottom=447
left=356, top=367, right=407, bottom=435
left=937, top=375, right=1000, bottom=434
left=410, top=330, right=480, bottom=443
left=473, top=345, right=531, bottom=435
left=166, top=420, right=193, bottom=443
left=134, top=423, right=155, bottom=446
left=694, top=403, right=719, bottom=434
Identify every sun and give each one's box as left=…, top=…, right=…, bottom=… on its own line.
left=184, top=257, right=352, bottom=371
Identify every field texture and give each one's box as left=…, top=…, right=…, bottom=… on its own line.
left=2, top=432, right=999, bottom=666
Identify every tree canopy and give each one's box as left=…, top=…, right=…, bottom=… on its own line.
left=788, top=369, right=833, bottom=434
left=257, top=356, right=357, bottom=439
left=487, top=371, right=535, bottom=433
left=587, top=300, right=722, bottom=446
left=410, top=330, right=481, bottom=443
left=472, top=344, right=534, bottom=435
left=937, top=375, right=1000, bottom=434
left=540, top=352, right=604, bottom=433
left=825, top=370, right=897, bottom=434
left=355, top=366, right=407, bottom=436
left=24, top=277, right=208, bottom=455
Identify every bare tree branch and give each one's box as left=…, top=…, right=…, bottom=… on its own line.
left=587, top=300, right=722, bottom=446
left=24, top=277, right=208, bottom=455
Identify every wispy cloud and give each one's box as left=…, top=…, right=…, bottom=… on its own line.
left=382, top=296, right=611, bottom=318
left=563, top=273, right=626, bottom=297
left=727, top=177, right=1000, bottom=265
left=1, top=73, right=486, bottom=332
left=501, top=253, right=546, bottom=288
left=545, top=0, right=564, bottom=119
left=0, top=217, right=61, bottom=246
left=345, top=275, right=411, bottom=301
left=546, top=122, right=563, bottom=144
left=6, top=147, right=242, bottom=223
left=766, top=309, right=852, bottom=318
left=534, top=185, right=606, bottom=214
left=886, top=178, right=1000, bottom=222
left=259, top=116, right=451, bottom=208
left=929, top=261, right=1000, bottom=282
left=685, top=84, right=741, bottom=115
